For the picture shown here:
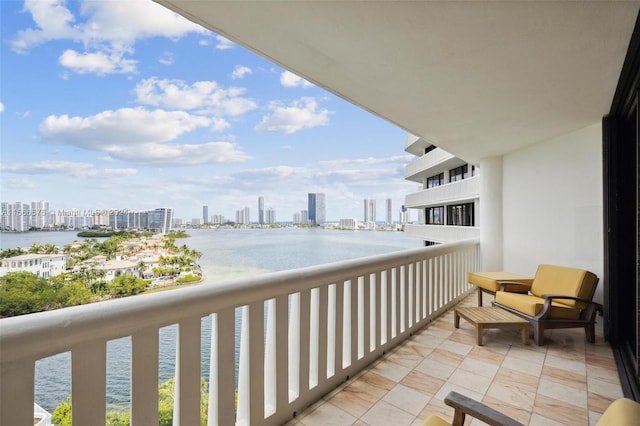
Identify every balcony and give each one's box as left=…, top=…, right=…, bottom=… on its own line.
left=1, top=239, right=481, bottom=425
left=405, top=176, right=480, bottom=209
left=292, top=292, right=622, bottom=425
left=404, top=135, right=432, bottom=157
left=404, top=152, right=466, bottom=184
left=404, top=224, right=480, bottom=244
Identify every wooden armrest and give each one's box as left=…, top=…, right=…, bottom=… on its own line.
left=536, top=295, right=603, bottom=320
left=496, top=281, right=532, bottom=292
left=444, top=391, right=524, bottom=426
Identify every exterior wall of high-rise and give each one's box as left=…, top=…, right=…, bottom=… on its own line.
left=363, top=198, right=376, bottom=227
left=404, top=134, right=480, bottom=244
left=203, top=205, right=209, bottom=224
left=386, top=198, right=393, bottom=225
left=258, top=197, right=265, bottom=225
left=308, top=193, right=325, bottom=225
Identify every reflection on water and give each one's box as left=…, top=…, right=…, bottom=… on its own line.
left=5, top=227, right=419, bottom=412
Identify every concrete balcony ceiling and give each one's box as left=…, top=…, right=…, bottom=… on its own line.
left=155, top=1, right=638, bottom=163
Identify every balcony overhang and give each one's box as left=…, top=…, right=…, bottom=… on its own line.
left=155, top=1, right=638, bottom=163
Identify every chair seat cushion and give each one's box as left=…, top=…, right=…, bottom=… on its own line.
left=596, top=398, right=640, bottom=425
left=421, top=415, right=452, bottom=426
left=468, top=272, right=533, bottom=293
left=495, top=292, right=581, bottom=319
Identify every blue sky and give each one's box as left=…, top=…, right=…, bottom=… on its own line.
left=0, top=0, right=417, bottom=222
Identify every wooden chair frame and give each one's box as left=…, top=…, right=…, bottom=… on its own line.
left=492, top=280, right=602, bottom=345
left=442, top=391, right=524, bottom=426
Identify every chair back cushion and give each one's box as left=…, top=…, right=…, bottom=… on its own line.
left=530, top=264, right=598, bottom=309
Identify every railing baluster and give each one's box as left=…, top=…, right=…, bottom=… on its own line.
left=362, top=274, right=371, bottom=355
left=274, top=295, right=289, bottom=417
left=309, top=289, right=319, bottom=388
left=333, top=282, right=344, bottom=372
left=349, top=277, right=358, bottom=364
left=0, top=359, right=34, bottom=426
left=208, top=309, right=235, bottom=426
left=299, top=289, right=311, bottom=393
left=374, top=271, right=381, bottom=349
left=132, top=328, right=159, bottom=425
left=384, top=269, right=392, bottom=344
left=175, top=317, right=201, bottom=426
left=327, top=284, right=336, bottom=377
left=288, top=293, right=300, bottom=402
left=249, top=301, right=265, bottom=425
left=72, top=340, right=106, bottom=425
left=265, top=299, right=276, bottom=417
left=392, top=267, right=399, bottom=338
left=317, top=285, right=328, bottom=382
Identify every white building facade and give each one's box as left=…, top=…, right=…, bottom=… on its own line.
left=403, top=135, right=480, bottom=245
left=0, top=253, right=68, bottom=278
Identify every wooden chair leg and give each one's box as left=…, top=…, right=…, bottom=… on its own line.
left=533, top=322, right=544, bottom=345
left=478, top=288, right=483, bottom=306
left=586, top=324, right=596, bottom=343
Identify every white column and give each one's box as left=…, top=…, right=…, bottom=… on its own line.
left=479, top=156, right=504, bottom=271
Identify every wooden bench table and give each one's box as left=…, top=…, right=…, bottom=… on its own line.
left=454, top=306, right=530, bottom=346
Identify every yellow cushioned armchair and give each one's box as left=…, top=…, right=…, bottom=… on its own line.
left=492, top=264, right=601, bottom=345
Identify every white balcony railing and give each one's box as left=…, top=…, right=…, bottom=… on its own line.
left=0, top=239, right=479, bottom=426
left=404, top=224, right=480, bottom=243
left=405, top=175, right=480, bottom=208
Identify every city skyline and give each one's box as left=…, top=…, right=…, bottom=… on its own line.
left=0, top=0, right=417, bottom=222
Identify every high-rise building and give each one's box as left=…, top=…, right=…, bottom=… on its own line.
left=258, top=196, right=265, bottom=225
left=202, top=205, right=209, bottom=224
left=308, top=193, right=325, bottom=225
left=265, top=207, right=275, bottom=224
left=236, top=207, right=250, bottom=224
left=363, top=198, right=376, bottom=227
left=386, top=198, right=393, bottom=226
left=30, top=201, right=50, bottom=229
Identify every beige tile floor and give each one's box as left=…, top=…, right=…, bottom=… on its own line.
left=289, top=293, right=623, bottom=426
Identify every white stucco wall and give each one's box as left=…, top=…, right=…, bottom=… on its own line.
left=502, top=122, right=604, bottom=300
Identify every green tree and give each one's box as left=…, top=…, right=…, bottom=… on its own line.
left=0, top=247, right=25, bottom=259
left=0, top=272, right=57, bottom=316
left=52, top=396, right=72, bottom=426
left=108, top=275, right=150, bottom=297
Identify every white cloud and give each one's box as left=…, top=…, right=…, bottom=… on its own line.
left=280, top=70, right=314, bottom=88
left=11, top=0, right=207, bottom=75
left=37, top=108, right=251, bottom=166
left=106, top=142, right=251, bottom=166
left=318, top=155, right=412, bottom=167
left=1, top=177, right=36, bottom=189
left=59, top=49, right=137, bottom=75
left=215, top=35, right=235, bottom=50
left=134, top=77, right=257, bottom=116
left=231, top=65, right=252, bottom=80
left=40, top=107, right=211, bottom=148
left=0, top=160, right=137, bottom=179
left=0, top=102, right=4, bottom=112
left=158, top=51, right=174, bottom=65
left=254, top=97, right=332, bottom=134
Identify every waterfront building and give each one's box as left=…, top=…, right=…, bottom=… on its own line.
left=1, top=202, right=29, bottom=232
left=191, top=218, right=203, bottom=226
left=404, top=135, right=480, bottom=245
left=307, top=193, right=325, bottom=225
left=29, top=201, right=50, bottom=229
left=258, top=196, right=265, bottom=225
left=148, top=208, right=173, bottom=234
left=339, top=218, right=358, bottom=229
left=0, top=253, right=67, bottom=278
left=211, top=214, right=226, bottom=225
left=265, top=207, right=275, bottom=224
left=363, top=198, right=376, bottom=229
left=202, top=205, right=209, bottom=224
left=236, top=207, right=250, bottom=225
left=385, top=198, right=392, bottom=226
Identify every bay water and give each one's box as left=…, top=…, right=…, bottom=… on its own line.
left=0, top=227, right=418, bottom=412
